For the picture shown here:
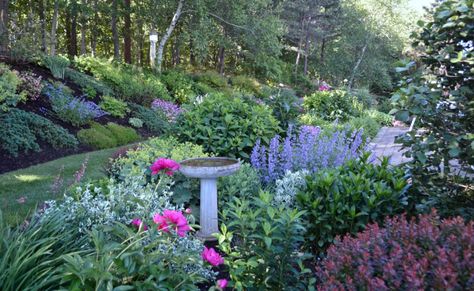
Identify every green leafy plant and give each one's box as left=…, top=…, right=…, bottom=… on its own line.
left=129, top=103, right=171, bottom=135
left=74, top=56, right=170, bottom=104
left=0, top=210, right=86, bottom=290
left=0, top=63, right=27, bottom=111
left=179, top=93, right=280, bottom=159
left=363, top=109, right=393, bottom=126
left=193, top=70, right=229, bottom=90
left=229, top=75, right=262, bottom=96
left=219, top=163, right=261, bottom=207
left=0, top=108, right=78, bottom=157
left=217, top=191, right=313, bottom=290
left=77, top=122, right=140, bottom=150
left=263, top=87, right=301, bottom=128
left=296, top=154, right=410, bottom=252
left=42, top=54, right=70, bottom=79
left=391, top=0, right=474, bottom=219
left=303, top=90, right=363, bottom=122
left=161, top=70, right=197, bottom=103
left=348, top=116, right=381, bottom=139
left=64, top=68, right=114, bottom=97
left=99, top=95, right=129, bottom=118
left=128, top=117, right=143, bottom=128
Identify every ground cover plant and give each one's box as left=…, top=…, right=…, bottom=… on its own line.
left=0, top=63, right=26, bottom=111
left=77, top=122, right=140, bottom=149
left=0, top=108, right=78, bottom=157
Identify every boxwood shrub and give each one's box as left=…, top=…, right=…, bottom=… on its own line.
left=178, top=93, right=280, bottom=159
left=296, top=153, right=410, bottom=252
left=77, top=122, right=140, bottom=150
left=303, top=90, right=363, bottom=122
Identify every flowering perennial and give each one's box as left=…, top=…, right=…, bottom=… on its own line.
left=151, top=98, right=183, bottom=122
left=131, top=218, right=148, bottom=230
left=43, top=83, right=107, bottom=126
left=251, top=126, right=366, bottom=184
left=217, top=279, right=228, bottom=289
left=316, top=210, right=474, bottom=290
left=202, top=247, right=224, bottom=266
left=153, top=210, right=191, bottom=237
left=151, top=158, right=180, bottom=176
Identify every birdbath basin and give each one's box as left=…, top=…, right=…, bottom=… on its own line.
left=180, top=157, right=240, bottom=240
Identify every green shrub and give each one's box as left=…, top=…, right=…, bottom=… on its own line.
left=217, top=191, right=312, bottom=289
left=105, top=122, right=140, bottom=144
left=129, top=103, right=170, bottom=135
left=0, top=108, right=78, bottom=157
left=230, top=75, right=262, bottom=96
left=179, top=93, right=280, bottom=159
left=77, top=127, right=117, bottom=149
left=161, top=70, right=197, bottom=103
left=348, top=116, right=381, bottom=139
left=128, top=117, right=143, bottom=128
left=296, top=154, right=409, bottom=252
left=0, top=210, right=86, bottom=290
left=363, top=109, right=393, bottom=126
left=64, top=68, right=113, bottom=97
left=303, top=90, right=363, bottom=122
left=77, top=122, right=140, bottom=150
left=264, top=87, right=301, bottom=128
left=353, top=87, right=376, bottom=108
left=219, top=163, right=261, bottom=207
left=99, top=95, right=129, bottom=118
left=0, top=63, right=27, bottom=111
left=74, top=56, right=171, bottom=104
left=193, top=71, right=229, bottom=89
left=42, top=54, right=70, bottom=79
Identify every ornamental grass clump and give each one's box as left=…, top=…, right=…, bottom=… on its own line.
left=251, top=126, right=366, bottom=184
left=316, top=210, right=474, bottom=290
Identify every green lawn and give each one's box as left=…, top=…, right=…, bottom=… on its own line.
left=0, top=147, right=121, bottom=225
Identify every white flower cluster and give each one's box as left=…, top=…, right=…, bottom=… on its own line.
left=273, top=170, right=308, bottom=206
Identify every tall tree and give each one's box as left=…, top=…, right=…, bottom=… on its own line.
left=50, top=0, right=59, bottom=55
left=123, top=0, right=132, bottom=63
left=80, top=0, right=87, bottom=55
left=0, top=0, right=9, bottom=53
left=111, top=0, right=120, bottom=60
left=156, top=0, right=184, bottom=72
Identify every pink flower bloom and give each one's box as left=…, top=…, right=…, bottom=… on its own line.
left=202, top=247, right=224, bottom=266
left=131, top=218, right=148, bottom=230
left=150, top=158, right=180, bottom=176
left=153, top=210, right=191, bottom=237
left=185, top=208, right=192, bottom=214
left=217, top=279, right=228, bottom=289
left=319, top=84, right=330, bottom=91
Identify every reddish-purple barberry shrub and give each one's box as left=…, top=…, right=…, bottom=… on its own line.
left=316, top=210, right=474, bottom=290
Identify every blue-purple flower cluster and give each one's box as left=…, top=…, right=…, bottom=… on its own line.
left=251, top=125, right=368, bottom=184
left=151, top=98, right=182, bottom=123
left=43, top=83, right=107, bottom=126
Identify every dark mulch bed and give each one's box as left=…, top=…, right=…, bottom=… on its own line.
left=0, top=57, right=154, bottom=174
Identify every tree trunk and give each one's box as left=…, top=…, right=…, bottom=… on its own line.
left=320, top=38, right=326, bottom=63
left=189, top=38, right=196, bottom=66
left=217, top=45, right=225, bottom=74
left=136, top=17, right=144, bottom=65
left=156, top=0, right=184, bottom=72
left=67, top=6, right=78, bottom=58
left=111, top=0, right=120, bottom=60
left=38, top=0, right=47, bottom=53
left=90, top=0, right=98, bottom=56
left=80, top=0, right=87, bottom=55
left=123, top=0, right=132, bottom=63
left=348, top=40, right=368, bottom=90
left=294, top=16, right=305, bottom=76
left=0, top=0, right=8, bottom=54
left=303, top=28, right=310, bottom=75
left=172, top=36, right=181, bottom=66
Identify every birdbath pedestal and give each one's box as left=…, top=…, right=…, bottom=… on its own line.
left=179, top=157, right=240, bottom=241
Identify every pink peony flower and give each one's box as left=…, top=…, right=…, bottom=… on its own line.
left=131, top=218, right=148, bottom=230
left=153, top=210, right=191, bottom=237
left=150, top=158, right=180, bottom=176
left=202, top=247, right=224, bottom=266
left=217, top=279, right=228, bottom=289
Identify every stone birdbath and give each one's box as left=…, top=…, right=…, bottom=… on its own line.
left=179, top=157, right=240, bottom=240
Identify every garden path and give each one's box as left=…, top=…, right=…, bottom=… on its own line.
left=370, top=126, right=410, bottom=165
